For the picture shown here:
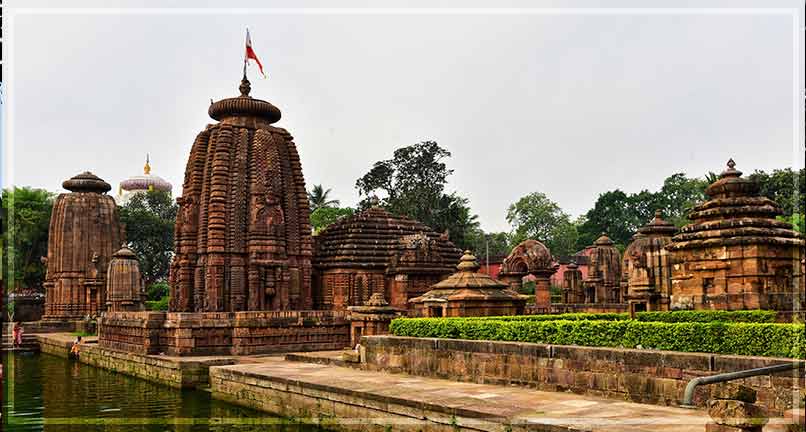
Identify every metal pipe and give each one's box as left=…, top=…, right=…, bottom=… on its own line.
left=681, top=361, right=804, bottom=408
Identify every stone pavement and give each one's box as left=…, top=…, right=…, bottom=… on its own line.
left=212, top=356, right=711, bottom=431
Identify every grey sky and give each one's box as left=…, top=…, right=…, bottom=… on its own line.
left=5, top=0, right=804, bottom=232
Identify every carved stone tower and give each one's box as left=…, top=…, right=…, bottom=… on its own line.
left=169, top=77, right=313, bottom=312
left=43, top=172, right=124, bottom=320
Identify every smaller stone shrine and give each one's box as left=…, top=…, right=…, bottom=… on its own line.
left=667, top=159, right=805, bottom=311
left=346, top=292, right=402, bottom=348
left=581, top=234, right=622, bottom=304
left=561, top=261, right=584, bottom=303
left=313, top=206, right=461, bottom=311
left=410, top=251, right=525, bottom=317
left=497, top=240, right=557, bottom=310
left=43, top=172, right=125, bottom=321
left=621, top=210, right=677, bottom=313
left=106, top=245, right=145, bottom=312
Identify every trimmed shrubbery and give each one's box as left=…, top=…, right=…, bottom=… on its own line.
left=458, top=310, right=777, bottom=324
left=389, top=315, right=805, bottom=358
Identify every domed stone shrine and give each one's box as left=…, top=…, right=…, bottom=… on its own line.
left=313, top=206, right=461, bottom=311
left=106, top=245, right=145, bottom=312
left=43, top=172, right=125, bottom=321
left=621, top=210, right=678, bottom=313
left=667, top=160, right=805, bottom=311
left=497, top=240, right=557, bottom=310
left=410, top=251, right=526, bottom=317
left=169, top=77, right=313, bottom=313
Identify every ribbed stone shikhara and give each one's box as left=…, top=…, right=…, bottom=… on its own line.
left=621, top=210, right=678, bottom=312
left=582, top=233, right=623, bottom=304
left=667, top=159, right=805, bottom=311
left=169, top=77, right=313, bottom=312
left=106, top=245, right=145, bottom=312
left=312, top=206, right=461, bottom=311
left=43, top=172, right=124, bottom=320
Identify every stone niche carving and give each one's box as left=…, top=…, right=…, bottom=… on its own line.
left=667, top=159, right=805, bottom=311
left=312, top=206, right=461, bottom=311
left=169, top=77, right=313, bottom=312
left=498, top=240, right=557, bottom=309
left=621, top=210, right=677, bottom=312
left=43, top=172, right=124, bottom=321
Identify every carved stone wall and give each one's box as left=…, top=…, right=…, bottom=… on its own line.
left=43, top=172, right=124, bottom=320
left=169, top=78, right=313, bottom=312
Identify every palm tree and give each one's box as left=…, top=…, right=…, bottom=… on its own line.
left=308, top=185, right=340, bottom=212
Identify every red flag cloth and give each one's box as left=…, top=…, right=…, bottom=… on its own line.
left=245, top=29, right=266, bottom=78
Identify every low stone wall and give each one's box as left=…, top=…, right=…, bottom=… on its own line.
left=546, top=303, right=629, bottom=314
left=100, top=310, right=351, bottom=356
left=361, top=336, right=804, bottom=416
left=80, top=346, right=235, bottom=388
left=37, top=333, right=234, bottom=388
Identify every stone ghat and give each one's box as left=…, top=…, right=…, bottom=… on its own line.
left=210, top=356, right=710, bottom=432
left=360, top=336, right=804, bottom=416
left=36, top=333, right=237, bottom=388
left=99, top=310, right=351, bottom=356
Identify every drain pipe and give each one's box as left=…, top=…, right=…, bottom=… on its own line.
left=681, top=361, right=804, bottom=408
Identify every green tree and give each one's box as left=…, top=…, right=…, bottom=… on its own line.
left=310, top=206, right=354, bottom=234
left=355, top=141, right=480, bottom=250
left=506, top=192, right=579, bottom=256
left=1, top=187, right=54, bottom=292
left=118, top=190, right=177, bottom=287
left=654, top=173, right=708, bottom=226
left=748, top=168, right=805, bottom=217
left=466, top=230, right=512, bottom=258
left=308, top=184, right=340, bottom=212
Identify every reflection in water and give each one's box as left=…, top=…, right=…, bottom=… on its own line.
left=3, top=352, right=320, bottom=432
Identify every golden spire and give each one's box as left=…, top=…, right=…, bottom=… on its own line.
left=144, top=153, right=151, bottom=175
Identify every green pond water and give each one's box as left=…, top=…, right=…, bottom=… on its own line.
left=2, top=351, right=320, bottom=432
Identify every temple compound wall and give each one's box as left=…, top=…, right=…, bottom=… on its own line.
left=43, top=172, right=124, bottom=321
left=312, top=206, right=460, bottom=312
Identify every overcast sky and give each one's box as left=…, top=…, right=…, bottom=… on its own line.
left=4, top=0, right=804, bottom=232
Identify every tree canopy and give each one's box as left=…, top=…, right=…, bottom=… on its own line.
left=506, top=192, right=578, bottom=256
left=1, top=187, right=54, bottom=292
left=355, top=141, right=479, bottom=250
left=308, top=184, right=340, bottom=212
left=310, top=206, right=354, bottom=234
left=118, top=190, right=177, bottom=287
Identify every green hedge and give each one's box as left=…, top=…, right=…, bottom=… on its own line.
left=635, top=310, right=776, bottom=323
left=459, top=310, right=776, bottom=324
left=389, top=318, right=805, bottom=358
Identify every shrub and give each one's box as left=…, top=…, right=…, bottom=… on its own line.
left=635, top=310, right=776, bottom=324
left=146, top=282, right=170, bottom=302
left=389, top=317, right=805, bottom=358
left=145, top=296, right=169, bottom=311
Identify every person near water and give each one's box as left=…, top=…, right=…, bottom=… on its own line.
left=12, top=322, right=23, bottom=348
left=70, top=335, right=82, bottom=357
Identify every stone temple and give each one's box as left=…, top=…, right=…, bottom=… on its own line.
left=621, top=210, right=678, bottom=313
left=169, top=77, right=313, bottom=313
left=312, top=206, right=460, bottom=311
left=43, top=172, right=124, bottom=321
left=667, top=160, right=805, bottom=311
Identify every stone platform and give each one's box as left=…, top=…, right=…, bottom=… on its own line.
left=210, top=356, right=711, bottom=431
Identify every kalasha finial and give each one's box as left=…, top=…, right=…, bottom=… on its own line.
left=456, top=250, right=481, bottom=272
left=368, top=195, right=381, bottom=207
left=720, top=158, right=742, bottom=178
left=144, top=153, right=151, bottom=175
left=239, top=75, right=251, bottom=97
left=654, top=209, right=663, bottom=219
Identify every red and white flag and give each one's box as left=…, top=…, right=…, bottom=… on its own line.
left=245, top=28, right=266, bottom=78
